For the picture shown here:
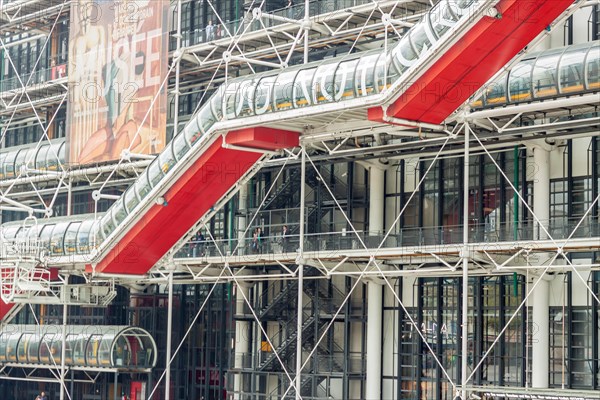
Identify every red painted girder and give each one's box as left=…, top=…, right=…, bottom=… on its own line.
left=92, top=128, right=300, bottom=275
left=369, top=0, right=573, bottom=124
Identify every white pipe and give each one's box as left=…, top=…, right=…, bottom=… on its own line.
left=532, top=278, right=550, bottom=388
left=467, top=94, right=599, bottom=120
left=461, top=122, right=470, bottom=400
left=369, top=166, right=385, bottom=236
left=532, top=146, right=550, bottom=240
left=0, top=160, right=151, bottom=188
left=295, top=146, right=306, bottom=400
left=165, top=271, right=174, bottom=400
left=365, top=280, right=383, bottom=399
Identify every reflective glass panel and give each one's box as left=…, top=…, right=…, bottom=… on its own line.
left=76, top=220, right=95, bottom=254
left=39, top=224, right=55, bottom=251
left=50, top=222, right=69, bottom=255
left=85, top=335, right=102, bottom=366
left=0, top=152, right=7, bottom=179
left=16, top=333, right=31, bottom=362
left=210, top=86, right=224, bottom=120
left=35, top=144, right=49, bottom=170
left=236, top=77, right=258, bottom=117
left=158, top=143, right=177, bottom=175
left=172, top=131, right=190, bottom=161
left=112, top=197, right=128, bottom=227
left=559, top=46, right=586, bottom=93
left=293, top=67, right=317, bottom=108
left=64, top=222, right=81, bottom=255
left=4, top=150, right=18, bottom=178
left=26, top=334, right=40, bottom=364
left=101, top=212, right=116, bottom=238
left=147, top=158, right=164, bottom=188
left=223, top=80, right=241, bottom=120
left=195, top=105, right=215, bottom=142
left=585, top=44, right=600, bottom=89
left=335, top=57, right=359, bottom=101
left=313, top=61, right=339, bottom=104
left=255, top=75, right=276, bottom=115
left=6, top=333, right=21, bottom=362
left=124, top=187, right=140, bottom=215
left=508, top=59, right=533, bottom=102
left=532, top=50, right=562, bottom=98
left=355, top=51, right=380, bottom=97
left=273, top=68, right=298, bottom=111
left=134, top=173, right=152, bottom=203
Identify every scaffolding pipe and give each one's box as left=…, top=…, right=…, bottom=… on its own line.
left=60, top=294, right=68, bottom=400
left=461, top=122, right=470, bottom=400
left=295, top=147, right=306, bottom=400
left=165, top=271, right=174, bottom=400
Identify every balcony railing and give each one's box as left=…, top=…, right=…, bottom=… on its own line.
left=177, top=217, right=600, bottom=259
left=169, top=0, right=374, bottom=50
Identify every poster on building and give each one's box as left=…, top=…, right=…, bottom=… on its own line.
left=67, top=0, right=168, bottom=164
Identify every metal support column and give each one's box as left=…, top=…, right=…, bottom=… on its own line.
left=114, top=372, right=118, bottom=400
left=461, top=122, right=470, bottom=400
left=366, top=280, right=383, bottom=399
left=60, top=297, right=68, bottom=400
left=304, top=0, right=309, bottom=64
left=165, top=271, right=174, bottom=400
left=172, top=0, right=183, bottom=138
left=295, top=147, right=306, bottom=400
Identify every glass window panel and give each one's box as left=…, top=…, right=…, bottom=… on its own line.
left=210, top=86, right=224, bottom=120
left=508, top=59, right=534, bottom=102
left=124, top=187, right=140, bottom=215
left=293, top=67, right=317, bottom=108
left=23, top=147, right=37, bottom=170
left=585, top=44, right=600, bottom=89
left=76, top=220, right=94, bottom=254
left=64, top=222, right=81, bottom=255
left=158, top=143, right=177, bottom=176
left=355, top=51, right=379, bottom=97
left=147, top=158, right=164, bottom=188
left=86, top=335, right=102, bottom=366
left=6, top=333, right=21, bottom=362
left=559, top=46, right=586, bottom=94
left=183, top=115, right=201, bottom=144
left=0, top=152, right=7, bottom=179
left=223, top=80, right=241, bottom=120
left=172, top=132, right=190, bottom=161
left=16, top=333, right=31, bottom=362
left=313, top=61, right=339, bottom=104
left=134, top=173, right=152, bottom=203
left=273, top=68, right=298, bottom=111
left=35, top=144, right=49, bottom=170
left=2, top=226, right=21, bottom=240
left=39, top=224, right=55, bottom=251
left=26, top=334, right=41, bottom=364
left=236, top=77, right=258, bottom=117
left=532, top=50, right=562, bottom=98
left=101, top=212, right=116, bottom=238
left=112, top=197, right=128, bottom=227
left=50, top=222, right=69, bottom=255
left=334, top=57, right=359, bottom=101
left=195, top=105, right=215, bottom=142
left=393, top=34, right=418, bottom=74
left=255, top=75, right=276, bottom=115
left=4, top=150, right=18, bottom=178
left=47, top=142, right=63, bottom=171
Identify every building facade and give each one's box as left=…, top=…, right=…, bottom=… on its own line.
left=0, top=0, right=599, bottom=399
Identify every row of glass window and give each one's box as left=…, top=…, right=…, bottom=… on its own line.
left=473, top=40, right=600, bottom=107
left=0, top=326, right=156, bottom=369
left=1, top=217, right=99, bottom=256
left=0, top=140, right=65, bottom=180
left=95, top=0, right=479, bottom=240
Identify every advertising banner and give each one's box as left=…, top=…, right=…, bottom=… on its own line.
left=67, top=0, right=168, bottom=164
